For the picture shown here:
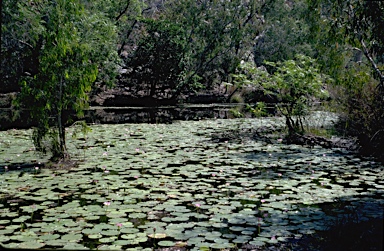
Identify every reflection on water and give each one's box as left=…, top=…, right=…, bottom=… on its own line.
left=1, top=104, right=242, bottom=130
left=85, top=104, right=241, bottom=124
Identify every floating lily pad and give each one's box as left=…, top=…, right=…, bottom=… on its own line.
left=99, top=237, right=117, bottom=243
left=17, top=241, right=46, bottom=249
left=61, top=233, right=83, bottom=242
left=210, top=242, right=234, bottom=249
left=1, top=116, right=384, bottom=250
left=187, top=237, right=205, bottom=245
left=158, top=240, right=175, bottom=247
left=44, top=239, right=67, bottom=247
left=101, top=230, right=120, bottom=236
left=39, top=234, right=60, bottom=241
left=121, top=234, right=136, bottom=240
left=88, top=234, right=103, bottom=239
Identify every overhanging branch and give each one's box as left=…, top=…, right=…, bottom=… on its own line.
left=360, top=39, right=384, bottom=90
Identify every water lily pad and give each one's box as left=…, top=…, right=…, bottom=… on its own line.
left=0, top=219, right=11, bottom=225
left=98, top=244, right=122, bottom=250
left=101, top=230, right=120, bottom=236
left=111, top=240, right=131, bottom=246
left=18, top=241, right=46, bottom=249
left=229, top=226, right=245, bottom=232
left=61, top=233, right=83, bottom=242
left=233, top=235, right=252, bottom=243
left=0, top=229, right=14, bottom=235
left=2, top=117, right=384, bottom=250
left=88, top=234, right=103, bottom=239
left=187, top=237, right=205, bottom=245
left=120, top=228, right=139, bottom=234
left=210, top=242, right=234, bottom=249
left=121, top=234, right=136, bottom=240
left=62, top=243, right=89, bottom=250
left=82, top=228, right=100, bottom=235
left=39, top=234, right=60, bottom=241
left=99, top=237, right=117, bottom=243
left=158, top=240, right=175, bottom=247
left=129, top=212, right=146, bottom=218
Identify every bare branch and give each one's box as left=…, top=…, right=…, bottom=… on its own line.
left=360, top=39, right=384, bottom=89
left=17, top=39, right=34, bottom=49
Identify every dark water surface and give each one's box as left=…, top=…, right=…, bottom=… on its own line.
left=0, top=104, right=250, bottom=130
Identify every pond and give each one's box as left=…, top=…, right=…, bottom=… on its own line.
left=0, top=116, right=383, bottom=250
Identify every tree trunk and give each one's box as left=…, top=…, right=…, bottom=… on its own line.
left=57, top=110, right=68, bottom=159
left=56, top=77, right=68, bottom=160
left=286, top=116, right=295, bottom=135
left=227, top=87, right=239, bottom=103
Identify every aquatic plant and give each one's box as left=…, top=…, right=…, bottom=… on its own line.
left=0, top=118, right=383, bottom=250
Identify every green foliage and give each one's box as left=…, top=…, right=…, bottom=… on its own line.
left=117, top=0, right=265, bottom=98
left=307, top=0, right=384, bottom=159
left=161, top=0, right=264, bottom=94
left=307, top=0, right=384, bottom=86
left=254, top=0, right=314, bottom=66
left=230, top=62, right=260, bottom=88
left=246, top=102, right=267, bottom=118
left=264, top=55, right=330, bottom=134
left=229, top=107, right=244, bottom=118
left=123, top=18, right=188, bottom=99
left=1, top=0, right=38, bottom=92
left=13, top=0, right=119, bottom=160
left=83, top=0, right=145, bottom=55
left=233, top=55, right=330, bottom=134
left=336, top=64, right=384, bottom=160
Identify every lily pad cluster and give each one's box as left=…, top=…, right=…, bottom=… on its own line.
left=1, top=116, right=383, bottom=250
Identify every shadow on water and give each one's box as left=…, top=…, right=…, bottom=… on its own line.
left=282, top=197, right=383, bottom=251
left=85, top=104, right=235, bottom=124
left=0, top=104, right=242, bottom=130
left=0, top=162, right=44, bottom=172
left=237, top=195, right=383, bottom=251
left=234, top=143, right=384, bottom=250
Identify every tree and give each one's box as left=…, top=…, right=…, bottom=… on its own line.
left=1, top=0, right=37, bottom=93
left=307, top=0, right=384, bottom=160
left=254, top=0, right=314, bottom=66
left=232, top=55, right=330, bottom=135
left=13, top=0, right=120, bottom=160
left=307, top=0, right=384, bottom=89
left=123, top=19, right=187, bottom=100
left=265, top=55, right=330, bottom=134
left=82, top=0, right=146, bottom=56
left=159, top=0, right=265, bottom=95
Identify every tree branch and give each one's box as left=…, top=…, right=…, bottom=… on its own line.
left=360, top=39, right=384, bottom=89
left=115, top=0, right=131, bottom=22
left=18, top=39, right=34, bottom=49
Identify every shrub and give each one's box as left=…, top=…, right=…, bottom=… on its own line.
left=337, top=71, right=384, bottom=161
left=246, top=102, right=267, bottom=117
left=229, top=107, right=244, bottom=118
left=232, top=55, right=331, bottom=135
